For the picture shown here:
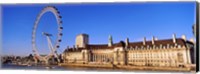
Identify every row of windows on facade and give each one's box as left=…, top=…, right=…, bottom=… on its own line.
left=128, top=54, right=177, bottom=57
left=89, top=54, right=178, bottom=60
left=129, top=54, right=179, bottom=60
left=128, top=60, right=181, bottom=63
left=66, top=58, right=181, bottom=63
left=129, top=59, right=179, bottom=62
left=128, top=56, right=178, bottom=59
left=66, top=52, right=177, bottom=59
left=128, top=52, right=178, bottom=57
left=87, top=44, right=183, bottom=50
left=126, top=44, right=183, bottom=50
left=89, top=54, right=178, bottom=61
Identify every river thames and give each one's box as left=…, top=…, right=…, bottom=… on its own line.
left=1, top=64, right=122, bottom=71
left=0, top=64, right=194, bottom=74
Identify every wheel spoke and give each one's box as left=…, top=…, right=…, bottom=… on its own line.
left=32, top=6, right=63, bottom=63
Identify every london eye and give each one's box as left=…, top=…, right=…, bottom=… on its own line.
left=32, top=6, right=63, bottom=64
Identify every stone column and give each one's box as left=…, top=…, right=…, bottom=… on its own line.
left=93, top=55, right=95, bottom=62
left=102, top=55, right=104, bottom=62
left=85, top=50, right=89, bottom=63
left=100, top=55, right=102, bottom=62
left=101, top=55, right=103, bottom=62
left=113, top=49, right=118, bottom=65
left=96, top=55, right=97, bottom=62
left=92, top=55, right=93, bottom=62
left=186, top=49, right=191, bottom=64
left=94, top=55, right=96, bottom=62
left=119, top=49, right=126, bottom=65
left=88, top=51, right=91, bottom=62
left=182, top=50, right=188, bottom=64
left=104, top=55, right=105, bottom=62
left=95, top=55, right=97, bottom=62
left=97, top=55, right=99, bottom=62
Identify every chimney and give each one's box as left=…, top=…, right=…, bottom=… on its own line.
left=73, top=45, right=76, bottom=50
left=155, top=37, right=158, bottom=41
left=189, top=38, right=194, bottom=43
left=76, top=45, right=79, bottom=48
left=143, top=37, right=146, bottom=45
left=67, top=46, right=70, bottom=49
left=125, top=38, right=129, bottom=47
left=152, top=36, right=155, bottom=45
left=172, top=33, right=176, bottom=43
left=181, top=35, right=187, bottom=41
left=108, top=35, right=113, bottom=47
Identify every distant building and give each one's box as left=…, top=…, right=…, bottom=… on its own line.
left=62, top=33, right=194, bottom=67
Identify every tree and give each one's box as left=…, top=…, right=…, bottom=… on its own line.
left=28, top=54, right=34, bottom=61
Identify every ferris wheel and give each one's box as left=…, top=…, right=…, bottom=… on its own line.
left=32, top=6, right=63, bottom=62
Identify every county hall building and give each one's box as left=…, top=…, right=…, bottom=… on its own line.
left=62, top=33, right=194, bottom=68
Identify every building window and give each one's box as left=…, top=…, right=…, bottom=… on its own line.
left=178, top=45, right=181, bottom=48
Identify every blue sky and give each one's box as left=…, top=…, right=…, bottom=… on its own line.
left=2, top=2, right=196, bottom=56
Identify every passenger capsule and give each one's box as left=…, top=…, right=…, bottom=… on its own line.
left=60, top=27, right=63, bottom=29
left=59, top=33, right=63, bottom=36
left=60, top=21, right=63, bottom=24
left=59, top=16, right=62, bottom=18
left=58, top=39, right=62, bottom=42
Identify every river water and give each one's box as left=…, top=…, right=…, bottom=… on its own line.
left=0, top=64, right=193, bottom=74
left=1, top=64, right=118, bottom=71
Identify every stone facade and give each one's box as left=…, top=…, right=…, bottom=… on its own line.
left=75, top=33, right=89, bottom=48
left=63, top=34, right=194, bottom=68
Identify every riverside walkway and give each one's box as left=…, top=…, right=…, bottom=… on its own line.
left=59, top=63, right=195, bottom=72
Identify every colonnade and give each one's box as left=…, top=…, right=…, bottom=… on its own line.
left=127, top=48, right=191, bottom=67
left=91, top=53, right=113, bottom=63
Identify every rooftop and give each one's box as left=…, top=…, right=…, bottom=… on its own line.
left=65, top=38, right=194, bottom=52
